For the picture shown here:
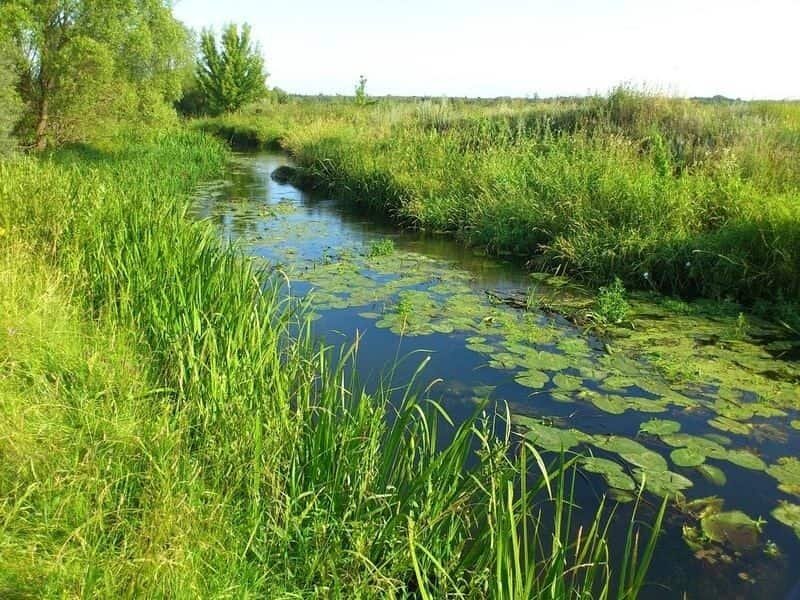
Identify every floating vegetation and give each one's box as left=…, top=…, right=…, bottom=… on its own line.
left=581, top=456, right=637, bottom=493
left=660, top=434, right=727, bottom=460
left=513, top=416, right=582, bottom=453
left=551, top=373, right=583, bottom=392
left=772, top=502, right=800, bottom=539
left=700, top=511, right=762, bottom=551
left=261, top=198, right=297, bottom=217
left=696, top=464, right=727, bottom=486
left=725, top=450, right=767, bottom=472
left=639, top=419, right=682, bottom=436
left=767, top=457, right=800, bottom=497
left=514, top=370, right=550, bottom=390
left=681, top=497, right=767, bottom=570
left=672, top=447, right=707, bottom=468
left=708, top=416, right=752, bottom=436
left=633, top=468, right=693, bottom=499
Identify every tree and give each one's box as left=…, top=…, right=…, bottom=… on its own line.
left=0, top=34, right=21, bottom=154
left=195, top=23, right=267, bottom=115
left=0, top=0, right=192, bottom=150
left=354, top=74, right=367, bottom=105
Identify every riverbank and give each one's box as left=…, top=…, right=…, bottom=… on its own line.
left=196, top=92, right=800, bottom=326
left=0, top=130, right=660, bottom=597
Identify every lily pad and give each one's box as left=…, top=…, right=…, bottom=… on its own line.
left=660, top=433, right=727, bottom=460
left=792, top=420, right=800, bottom=431
left=772, top=502, right=800, bottom=539
left=696, top=464, right=727, bottom=486
left=581, top=456, right=637, bottom=492
left=725, top=449, right=766, bottom=471
left=708, top=416, right=752, bottom=436
left=700, top=511, right=761, bottom=550
left=639, top=419, right=681, bottom=436
left=671, top=447, right=706, bottom=468
left=515, top=370, right=550, bottom=390
left=552, top=373, right=583, bottom=392
left=594, top=436, right=669, bottom=473
left=516, top=349, right=571, bottom=372
left=514, top=417, right=580, bottom=453
left=590, top=394, right=628, bottom=415
left=633, top=468, right=693, bottom=498
left=766, top=457, right=800, bottom=495
left=602, top=375, right=638, bottom=390
left=703, top=433, right=732, bottom=447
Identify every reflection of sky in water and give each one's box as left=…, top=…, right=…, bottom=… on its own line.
left=191, top=152, right=800, bottom=600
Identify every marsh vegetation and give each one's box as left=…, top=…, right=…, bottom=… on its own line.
left=1, top=2, right=799, bottom=597
left=200, top=90, right=800, bottom=323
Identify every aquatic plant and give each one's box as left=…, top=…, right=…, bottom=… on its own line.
left=596, top=277, right=631, bottom=324
left=367, top=237, right=395, bottom=257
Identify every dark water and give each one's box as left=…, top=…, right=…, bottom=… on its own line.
left=191, top=152, right=800, bottom=599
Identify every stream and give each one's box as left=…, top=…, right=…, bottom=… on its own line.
left=191, top=151, right=800, bottom=599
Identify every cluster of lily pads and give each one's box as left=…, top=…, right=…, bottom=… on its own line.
left=297, top=248, right=800, bottom=549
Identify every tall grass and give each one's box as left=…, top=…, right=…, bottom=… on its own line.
left=199, top=91, right=800, bottom=305
left=0, top=129, right=663, bottom=596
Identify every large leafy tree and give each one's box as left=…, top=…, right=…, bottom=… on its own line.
left=0, top=0, right=192, bottom=149
left=196, top=23, right=267, bottom=115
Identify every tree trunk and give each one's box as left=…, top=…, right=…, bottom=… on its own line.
left=34, top=94, right=49, bottom=151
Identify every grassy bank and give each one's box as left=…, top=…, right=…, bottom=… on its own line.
left=198, top=92, right=800, bottom=307
left=0, top=130, right=662, bottom=597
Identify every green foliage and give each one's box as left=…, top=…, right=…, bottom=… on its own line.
left=0, top=131, right=663, bottom=598
left=1, top=0, right=191, bottom=149
left=196, top=23, right=267, bottom=115
left=0, top=36, right=21, bottom=153
left=355, top=74, right=368, bottom=105
left=596, top=277, right=630, bottom=324
left=271, top=86, right=290, bottom=104
left=367, top=237, right=394, bottom=257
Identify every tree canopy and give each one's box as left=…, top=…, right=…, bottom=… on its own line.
left=196, top=23, right=267, bottom=115
left=0, top=0, right=192, bottom=149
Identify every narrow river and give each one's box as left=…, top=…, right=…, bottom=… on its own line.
left=192, top=151, right=800, bottom=599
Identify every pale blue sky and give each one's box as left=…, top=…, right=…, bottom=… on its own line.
left=174, top=0, right=799, bottom=99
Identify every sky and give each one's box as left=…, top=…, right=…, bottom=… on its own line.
left=173, top=0, right=800, bottom=100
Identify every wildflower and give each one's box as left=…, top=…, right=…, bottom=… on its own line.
left=643, top=271, right=650, bottom=280
left=685, top=261, right=691, bottom=268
